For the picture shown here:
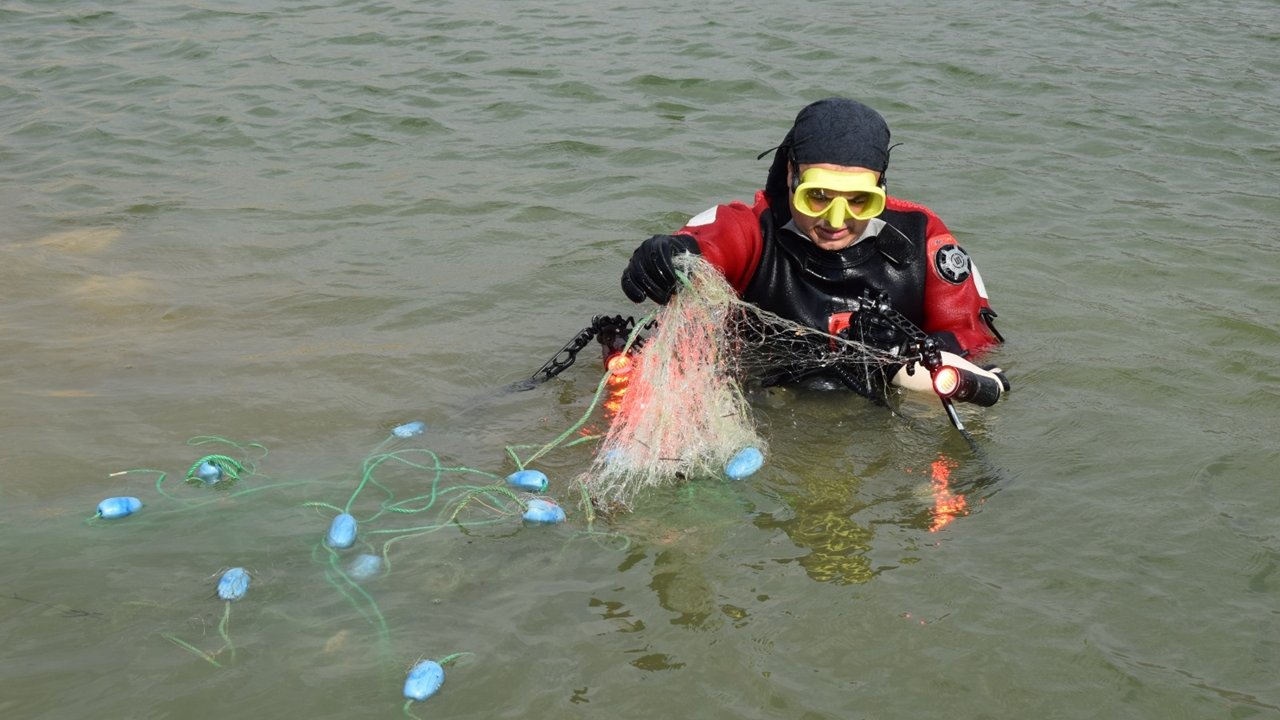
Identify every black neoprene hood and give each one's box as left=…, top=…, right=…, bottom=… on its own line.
left=788, top=97, right=892, bottom=171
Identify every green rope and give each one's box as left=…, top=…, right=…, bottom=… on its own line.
left=289, top=332, right=655, bottom=663
left=436, top=651, right=473, bottom=667
left=514, top=310, right=653, bottom=470
left=301, top=501, right=345, bottom=514
left=185, top=454, right=245, bottom=484
left=187, top=435, right=268, bottom=466
left=146, top=480, right=313, bottom=516
left=217, top=601, right=236, bottom=663
left=162, top=599, right=237, bottom=667
left=317, top=543, right=390, bottom=643
left=162, top=633, right=222, bottom=668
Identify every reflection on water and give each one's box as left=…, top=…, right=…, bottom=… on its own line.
left=924, top=456, right=967, bottom=532
left=751, top=417, right=1001, bottom=585
left=756, top=496, right=876, bottom=585
left=648, top=547, right=717, bottom=630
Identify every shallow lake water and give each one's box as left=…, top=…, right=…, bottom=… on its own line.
left=2, top=1, right=1278, bottom=718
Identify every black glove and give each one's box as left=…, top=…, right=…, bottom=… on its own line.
left=620, top=234, right=700, bottom=304
left=842, top=311, right=909, bottom=351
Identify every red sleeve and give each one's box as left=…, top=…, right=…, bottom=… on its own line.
left=901, top=201, right=1000, bottom=356
left=673, top=191, right=768, bottom=295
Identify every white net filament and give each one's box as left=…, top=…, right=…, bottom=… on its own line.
left=582, top=254, right=904, bottom=511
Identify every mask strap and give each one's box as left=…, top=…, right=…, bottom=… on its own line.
left=755, top=145, right=781, bottom=160
left=881, top=142, right=903, bottom=189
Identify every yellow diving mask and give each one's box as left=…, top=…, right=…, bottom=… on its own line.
left=791, top=167, right=886, bottom=224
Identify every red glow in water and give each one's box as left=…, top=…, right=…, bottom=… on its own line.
left=928, top=455, right=968, bottom=532
left=602, top=358, right=632, bottom=416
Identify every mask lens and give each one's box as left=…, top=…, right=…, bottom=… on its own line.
left=792, top=169, right=886, bottom=222
left=801, top=188, right=834, bottom=214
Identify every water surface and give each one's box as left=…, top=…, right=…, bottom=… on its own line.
left=2, top=1, right=1278, bottom=718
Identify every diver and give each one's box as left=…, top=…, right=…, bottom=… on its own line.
left=620, top=97, right=1008, bottom=402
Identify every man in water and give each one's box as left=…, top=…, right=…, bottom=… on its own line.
left=620, top=97, right=1007, bottom=400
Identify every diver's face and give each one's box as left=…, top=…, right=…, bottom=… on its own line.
left=788, top=163, right=881, bottom=251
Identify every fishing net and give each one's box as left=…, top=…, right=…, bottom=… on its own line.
left=581, top=254, right=905, bottom=511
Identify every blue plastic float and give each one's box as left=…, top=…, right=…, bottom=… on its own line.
left=724, top=447, right=765, bottom=480
left=195, top=461, right=222, bottom=483
left=403, top=659, right=445, bottom=701
left=96, top=496, right=142, bottom=519
left=392, top=421, right=426, bottom=439
left=348, top=554, right=381, bottom=580
left=326, top=513, right=357, bottom=548
left=506, top=469, right=548, bottom=492
left=217, top=567, right=250, bottom=601
left=522, top=498, right=566, bottom=524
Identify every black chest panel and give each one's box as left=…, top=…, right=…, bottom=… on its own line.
left=742, top=209, right=929, bottom=332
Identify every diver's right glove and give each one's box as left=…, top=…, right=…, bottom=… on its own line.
left=620, top=234, right=700, bottom=304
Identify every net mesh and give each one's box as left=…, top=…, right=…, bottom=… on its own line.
left=581, top=254, right=905, bottom=510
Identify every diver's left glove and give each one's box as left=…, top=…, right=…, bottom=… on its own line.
left=621, top=234, right=700, bottom=305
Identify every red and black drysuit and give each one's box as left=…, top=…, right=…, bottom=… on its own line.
left=663, top=190, right=1003, bottom=395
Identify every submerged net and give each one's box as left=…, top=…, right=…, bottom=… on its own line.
left=582, top=254, right=905, bottom=510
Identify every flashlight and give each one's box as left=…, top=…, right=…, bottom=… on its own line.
left=931, top=365, right=1004, bottom=407
left=605, top=352, right=633, bottom=375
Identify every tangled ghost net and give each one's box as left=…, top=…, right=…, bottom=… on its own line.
left=581, top=254, right=904, bottom=511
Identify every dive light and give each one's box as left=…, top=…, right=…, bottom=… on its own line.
left=930, top=365, right=1006, bottom=407
left=605, top=352, right=634, bottom=375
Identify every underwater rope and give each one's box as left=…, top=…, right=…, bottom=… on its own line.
left=162, top=567, right=250, bottom=667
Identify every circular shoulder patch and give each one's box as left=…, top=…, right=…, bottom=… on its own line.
left=934, top=244, right=971, bottom=284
